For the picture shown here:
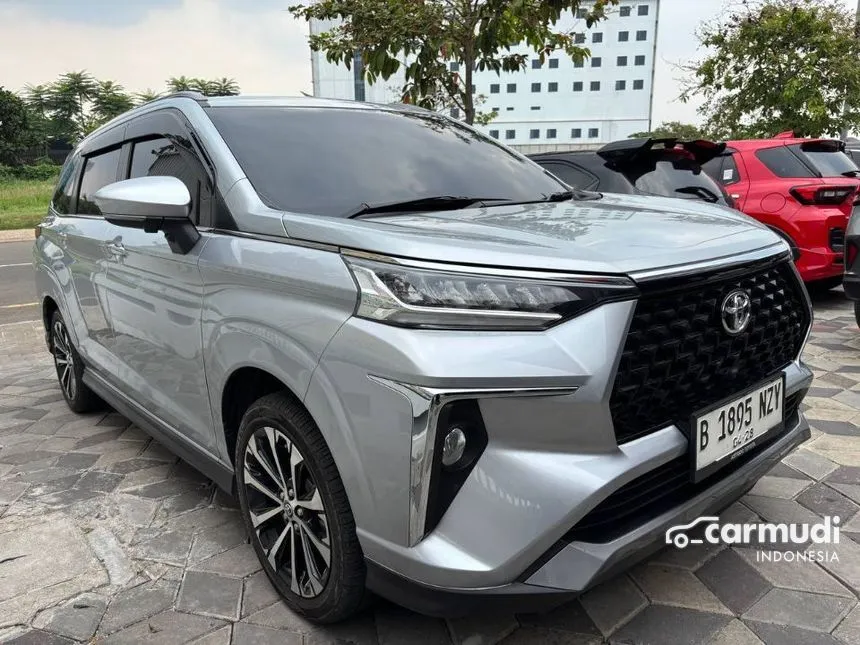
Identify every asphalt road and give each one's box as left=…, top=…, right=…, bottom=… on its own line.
left=0, top=240, right=38, bottom=326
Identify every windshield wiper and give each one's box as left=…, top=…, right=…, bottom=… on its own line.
left=674, top=186, right=720, bottom=203
left=344, top=196, right=513, bottom=219
left=842, top=170, right=860, bottom=177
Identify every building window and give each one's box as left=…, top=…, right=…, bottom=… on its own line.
left=637, top=30, right=647, bottom=41
left=506, top=130, right=516, bottom=140
left=532, top=59, right=541, bottom=69
left=635, top=55, right=646, bottom=66
left=576, top=7, right=588, bottom=18
left=450, top=107, right=460, bottom=118
left=633, top=79, right=645, bottom=90
left=530, top=129, right=540, bottom=139
left=507, top=83, right=517, bottom=93
left=549, top=58, right=559, bottom=69
left=531, top=82, right=541, bottom=92
left=615, top=80, right=626, bottom=90
left=592, top=32, right=603, bottom=43
left=620, top=5, right=631, bottom=16
left=590, top=81, right=601, bottom=91
left=489, top=130, right=499, bottom=139
left=573, top=81, right=584, bottom=92
left=450, top=62, right=459, bottom=72
left=506, top=106, right=515, bottom=111
left=617, top=55, right=628, bottom=66
left=638, top=4, right=649, bottom=15
left=548, top=82, right=558, bottom=92
left=589, top=128, right=599, bottom=138
left=547, top=129, right=557, bottom=139
left=592, top=57, right=602, bottom=68
left=572, top=128, right=582, bottom=138
left=530, top=105, right=541, bottom=110
left=575, top=33, right=586, bottom=44
left=618, top=30, right=629, bottom=42
left=574, top=59, right=584, bottom=68
left=490, top=84, right=500, bottom=94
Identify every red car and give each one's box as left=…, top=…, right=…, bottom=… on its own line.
left=703, top=134, right=860, bottom=287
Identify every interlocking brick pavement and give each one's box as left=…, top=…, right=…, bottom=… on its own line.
left=0, top=291, right=859, bottom=645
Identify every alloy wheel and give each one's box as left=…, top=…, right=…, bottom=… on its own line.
left=242, top=426, right=331, bottom=598
left=52, top=319, right=77, bottom=401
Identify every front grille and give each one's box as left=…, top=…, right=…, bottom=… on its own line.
left=830, top=228, right=845, bottom=254
left=610, top=258, right=810, bottom=445
left=566, top=391, right=803, bottom=544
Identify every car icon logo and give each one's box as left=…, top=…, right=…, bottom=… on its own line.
left=721, top=289, right=751, bottom=335
left=665, top=516, right=721, bottom=549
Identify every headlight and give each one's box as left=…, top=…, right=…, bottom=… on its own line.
left=342, top=254, right=638, bottom=330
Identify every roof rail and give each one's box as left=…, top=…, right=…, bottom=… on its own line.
left=159, top=90, right=209, bottom=104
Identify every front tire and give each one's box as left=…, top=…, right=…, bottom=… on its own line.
left=235, top=392, right=366, bottom=623
left=50, top=310, right=102, bottom=413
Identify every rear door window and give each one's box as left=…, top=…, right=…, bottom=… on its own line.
left=702, top=153, right=741, bottom=186
left=755, top=146, right=815, bottom=178
left=77, top=148, right=122, bottom=215
left=51, top=154, right=82, bottom=215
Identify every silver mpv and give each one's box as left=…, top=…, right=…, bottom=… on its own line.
left=34, top=93, right=814, bottom=622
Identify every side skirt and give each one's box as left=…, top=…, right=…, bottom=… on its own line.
left=83, top=369, right=236, bottom=493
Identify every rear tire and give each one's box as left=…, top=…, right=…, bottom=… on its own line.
left=235, top=392, right=366, bottom=623
left=50, top=310, right=102, bottom=413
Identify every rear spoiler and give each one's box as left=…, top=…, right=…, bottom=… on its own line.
left=597, top=138, right=727, bottom=165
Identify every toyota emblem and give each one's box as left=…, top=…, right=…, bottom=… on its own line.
left=721, top=289, right=752, bottom=335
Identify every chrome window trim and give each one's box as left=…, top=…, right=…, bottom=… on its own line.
left=367, top=375, right=579, bottom=546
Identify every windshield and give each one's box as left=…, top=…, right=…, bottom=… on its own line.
left=793, top=143, right=859, bottom=177
left=205, top=106, right=566, bottom=217
left=611, top=150, right=729, bottom=205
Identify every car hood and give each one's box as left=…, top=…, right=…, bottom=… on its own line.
left=280, top=193, right=785, bottom=275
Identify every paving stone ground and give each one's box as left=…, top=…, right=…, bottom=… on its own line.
left=0, top=291, right=859, bottom=644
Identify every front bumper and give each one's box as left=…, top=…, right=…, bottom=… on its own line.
left=366, top=397, right=810, bottom=616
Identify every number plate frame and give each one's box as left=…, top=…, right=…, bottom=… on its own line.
left=688, top=373, right=786, bottom=483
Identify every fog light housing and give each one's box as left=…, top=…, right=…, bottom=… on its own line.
left=441, top=426, right=467, bottom=468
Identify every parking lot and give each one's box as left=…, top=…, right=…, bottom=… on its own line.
left=1, top=240, right=860, bottom=645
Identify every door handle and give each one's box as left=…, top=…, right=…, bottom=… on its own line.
left=730, top=194, right=742, bottom=200
left=104, top=241, right=128, bottom=258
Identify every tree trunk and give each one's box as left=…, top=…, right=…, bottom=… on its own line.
left=463, top=51, right=475, bottom=125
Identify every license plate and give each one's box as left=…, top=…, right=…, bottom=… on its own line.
left=691, top=376, right=784, bottom=482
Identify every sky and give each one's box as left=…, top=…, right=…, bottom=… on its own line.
left=0, top=0, right=857, bottom=127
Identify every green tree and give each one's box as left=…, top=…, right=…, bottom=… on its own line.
left=681, top=0, right=860, bottom=138
left=629, top=121, right=711, bottom=140
left=167, top=76, right=197, bottom=92
left=21, top=83, right=53, bottom=156
left=289, top=0, right=619, bottom=125
left=166, top=76, right=240, bottom=97
left=135, top=89, right=163, bottom=105
left=47, top=71, right=98, bottom=142
left=208, top=77, right=240, bottom=96
left=0, top=87, right=33, bottom=165
left=91, top=80, right=134, bottom=126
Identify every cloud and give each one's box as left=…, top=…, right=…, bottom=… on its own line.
left=0, top=0, right=312, bottom=96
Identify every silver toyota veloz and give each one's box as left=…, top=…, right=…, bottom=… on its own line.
left=34, top=94, right=813, bottom=623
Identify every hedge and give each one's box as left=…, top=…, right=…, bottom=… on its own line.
left=0, top=164, right=62, bottom=182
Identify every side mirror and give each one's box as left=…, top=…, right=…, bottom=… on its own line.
left=93, top=176, right=200, bottom=254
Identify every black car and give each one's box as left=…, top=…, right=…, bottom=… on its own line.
left=530, top=138, right=735, bottom=208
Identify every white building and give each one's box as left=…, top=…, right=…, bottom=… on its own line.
left=309, top=1, right=660, bottom=151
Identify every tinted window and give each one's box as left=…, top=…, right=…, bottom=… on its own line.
left=538, top=162, right=598, bottom=189
left=129, top=137, right=213, bottom=226
left=611, top=150, right=729, bottom=204
left=792, top=143, right=859, bottom=177
left=755, top=146, right=815, bottom=178
left=702, top=154, right=741, bottom=186
left=206, top=107, right=564, bottom=217
left=77, top=148, right=121, bottom=215
left=51, top=154, right=81, bottom=215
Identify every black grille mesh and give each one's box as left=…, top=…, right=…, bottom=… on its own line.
left=609, top=259, right=809, bottom=444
